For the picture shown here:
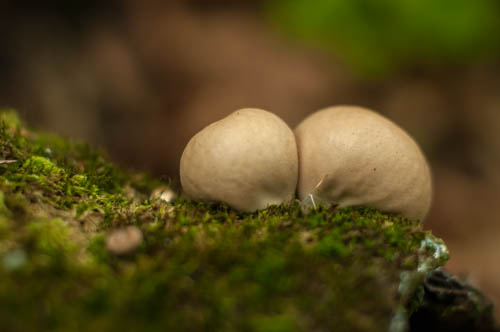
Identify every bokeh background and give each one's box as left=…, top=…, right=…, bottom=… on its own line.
left=1, top=0, right=500, bottom=319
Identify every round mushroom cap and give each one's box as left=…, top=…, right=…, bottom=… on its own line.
left=295, top=106, right=432, bottom=221
left=180, top=108, right=298, bottom=212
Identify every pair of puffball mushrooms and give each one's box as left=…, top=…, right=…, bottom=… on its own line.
left=180, top=106, right=432, bottom=221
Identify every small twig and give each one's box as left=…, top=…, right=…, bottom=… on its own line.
left=0, top=160, right=17, bottom=165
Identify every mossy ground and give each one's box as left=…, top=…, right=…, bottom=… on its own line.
left=0, top=110, right=446, bottom=332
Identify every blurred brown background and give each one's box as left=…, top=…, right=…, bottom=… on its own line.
left=1, top=0, right=500, bottom=318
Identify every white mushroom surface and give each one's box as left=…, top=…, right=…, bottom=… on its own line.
left=295, top=106, right=432, bottom=221
left=180, top=108, right=298, bottom=212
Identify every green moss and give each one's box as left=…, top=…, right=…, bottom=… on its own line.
left=0, top=191, right=12, bottom=218
left=0, top=109, right=23, bottom=129
left=314, top=229, right=351, bottom=257
left=0, top=109, right=455, bottom=332
left=250, top=313, right=301, bottom=332
left=22, top=156, right=64, bottom=177
left=0, top=215, right=9, bottom=239
left=26, top=218, right=74, bottom=257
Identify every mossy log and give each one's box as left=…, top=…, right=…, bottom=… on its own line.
left=0, top=110, right=495, bottom=332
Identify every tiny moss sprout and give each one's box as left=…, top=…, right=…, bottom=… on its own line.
left=23, top=156, right=64, bottom=177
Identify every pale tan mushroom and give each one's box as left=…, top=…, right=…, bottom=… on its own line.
left=295, top=105, right=432, bottom=221
left=106, top=226, right=143, bottom=255
left=150, top=186, right=177, bottom=203
left=180, top=108, right=298, bottom=212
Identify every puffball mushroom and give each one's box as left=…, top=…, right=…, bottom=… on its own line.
left=180, top=108, right=298, bottom=212
left=295, top=106, right=432, bottom=221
